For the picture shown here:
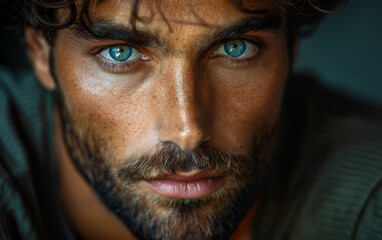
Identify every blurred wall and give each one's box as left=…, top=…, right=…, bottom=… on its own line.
left=295, top=0, right=382, bottom=104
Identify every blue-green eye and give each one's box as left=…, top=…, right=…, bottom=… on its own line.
left=215, top=40, right=257, bottom=58
left=99, top=44, right=141, bottom=62
left=109, top=45, right=132, bottom=61
left=224, top=40, right=246, bottom=57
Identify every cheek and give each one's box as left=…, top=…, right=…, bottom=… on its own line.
left=54, top=48, right=158, bottom=157
left=207, top=49, right=289, bottom=152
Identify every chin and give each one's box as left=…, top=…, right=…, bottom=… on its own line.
left=97, top=171, right=259, bottom=240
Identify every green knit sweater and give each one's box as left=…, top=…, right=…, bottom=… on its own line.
left=0, top=66, right=381, bottom=239
left=253, top=74, right=382, bottom=240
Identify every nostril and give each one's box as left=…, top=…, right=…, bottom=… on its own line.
left=158, top=121, right=210, bottom=152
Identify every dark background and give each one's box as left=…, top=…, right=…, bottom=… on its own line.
left=1, top=0, right=381, bottom=104
left=295, top=0, right=382, bottom=104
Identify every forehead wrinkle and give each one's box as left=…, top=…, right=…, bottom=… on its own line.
left=69, top=3, right=282, bottom=59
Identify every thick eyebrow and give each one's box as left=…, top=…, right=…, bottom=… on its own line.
left=203, top=10, right=282, bottom=47
left=70, top=10, right=281, bottom=49
left=71, top=20, right=163, bottom=48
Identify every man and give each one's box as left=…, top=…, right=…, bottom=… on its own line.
left=0, top=0, right=381, bottom=239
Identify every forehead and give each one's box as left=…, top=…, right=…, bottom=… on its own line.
left=79, top=0, right=280, bottom=32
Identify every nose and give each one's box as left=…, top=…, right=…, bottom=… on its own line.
left=157, top=61, right=210, bottom=151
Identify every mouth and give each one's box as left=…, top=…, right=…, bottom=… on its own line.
left=141, top=171, right=225, bottom=199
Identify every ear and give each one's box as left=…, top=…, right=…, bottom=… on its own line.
left=24, top=27, right=56, bottom=90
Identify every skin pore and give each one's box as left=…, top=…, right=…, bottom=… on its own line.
left=26, top=0, right=290, bottom=239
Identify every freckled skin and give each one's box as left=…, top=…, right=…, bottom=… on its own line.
left=30, top=0, right=291, bottom=239
left=55, top=0, right=289, bottom=158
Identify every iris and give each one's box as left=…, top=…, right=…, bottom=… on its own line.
left=109, top=45, right=133, bottom=62
left=224, top=40, right=246, bottom=57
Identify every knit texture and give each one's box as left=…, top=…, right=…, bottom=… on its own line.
left=0, top=66, right=75, bottom=240
left=253, top=77, right=382, bottom=239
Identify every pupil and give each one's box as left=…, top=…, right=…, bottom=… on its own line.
left=110, top=46, right=132, bottom=61
left=224, top=40, right=246, bottom=57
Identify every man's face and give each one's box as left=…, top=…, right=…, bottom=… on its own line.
left=52, top=0, right=289, bottom=239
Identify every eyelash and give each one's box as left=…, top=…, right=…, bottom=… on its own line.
left=213, top=37, right=266, bottom=66
left=92, top=37, right=266, bottom=73
left=93, top=45, right=147, bottom=73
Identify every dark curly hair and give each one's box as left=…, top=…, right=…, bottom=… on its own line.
left=6, top=0, right=347, bottom=41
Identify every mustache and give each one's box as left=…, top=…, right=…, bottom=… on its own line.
left=117, top=143, right=257, bottom=181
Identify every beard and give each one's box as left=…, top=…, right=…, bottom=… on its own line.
left=60, top=114, right=276, bottom=239
left=57, top=96, right=277, bottom=240
left=86, top=144, right=261, bottom=240
left=52, top=70, right=278, bottom=240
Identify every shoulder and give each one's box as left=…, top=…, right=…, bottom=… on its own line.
left=354, top=181, right=382, bottom=240
left=0, top=66, right=53, bottom=240
left=255, top=74, right=382, bottom=239
left=0, top=66, right=53, bottom=175
left=290, top=74, right=382, bottom=239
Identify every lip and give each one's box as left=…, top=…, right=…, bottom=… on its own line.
left=142, top=172, right=225, bottom=199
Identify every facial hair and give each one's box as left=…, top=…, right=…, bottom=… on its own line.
left=51, top=55, right=278, bottom=240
